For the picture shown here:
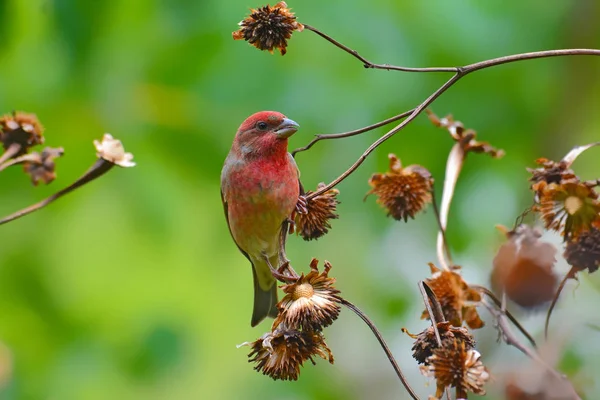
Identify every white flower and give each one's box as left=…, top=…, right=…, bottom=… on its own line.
left=93, top=133, right=135, bottom=167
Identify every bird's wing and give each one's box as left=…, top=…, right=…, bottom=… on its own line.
left=220, top=189, right=251, bottom=263
left=288, top=152, right=305, bottom=195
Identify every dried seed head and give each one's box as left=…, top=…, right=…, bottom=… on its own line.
left=422, top=264, right=484, bottom=329
left=564, top=226, right=600, bottom=273
left=404, top=321, right=475, bottom=365
left=93, top=133, right=136, bottom=167
left=420, top=340, right=490, bottom=398
left=367, top=153, right=433, bottom=221
left=0, top=112, right=44, bottom=156
left=527, top=157, right=578, bottom=187
left=22, top=147, right=64, bottom=186
left=534, top=181, right=600, bottom=240
left=232, top=2, right=304, bottom=55
left=492, top=225, right=558, bottom=309
left=275, top=259, right=341, bottom=331
left=426, top=110, right=504, bottom=158
left=294, top=183, right=339, bottom=240
left=243, top=325, right=334, bottom=381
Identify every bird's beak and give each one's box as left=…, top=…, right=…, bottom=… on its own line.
left=275, top=118, right=299, bottom=139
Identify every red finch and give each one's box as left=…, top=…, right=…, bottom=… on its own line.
left=221, top=111, right=301, bottom=326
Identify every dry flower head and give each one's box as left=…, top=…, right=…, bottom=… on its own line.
left=275, top=258, right=341, bottom=331
left=564, top=226, right=600, bottom=274
left=420, top=340, right=489, bottom=398
left=427, top=110, right=504, bottom=158
left=527, top=157, right=578, bottom=187
left=294, top=183, right=339, bottom=240
left=22, top=147, right=64, bottom=186
left=232, top=2, right=304, bottom=55
left=243, top=325, right=334, bottom=381
left=0, top=112, right=44, bottom=156
left=403, top=321, right=475, bottom=365
left=422, top=264, right=484, bottom=329
left=534, top=180, right=600, bottom=240
left=94, top=133, right=135, bottom=167
left=492, top=225, right=558, bottom=309
left=367, top=153, right=433, bottom=221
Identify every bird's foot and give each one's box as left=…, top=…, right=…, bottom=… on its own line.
left=295, top=195, right=308, bottom=215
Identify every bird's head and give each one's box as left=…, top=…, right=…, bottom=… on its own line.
left=234, top=111, right=299, bottom=158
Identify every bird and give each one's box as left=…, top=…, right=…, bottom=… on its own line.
left=221, top=111, right=301, bottom=326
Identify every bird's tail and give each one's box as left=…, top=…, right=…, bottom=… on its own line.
left=251, top=258, right=279, bottom=327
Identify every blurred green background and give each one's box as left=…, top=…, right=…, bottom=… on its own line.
left=0, top=0, right=599, bottom=399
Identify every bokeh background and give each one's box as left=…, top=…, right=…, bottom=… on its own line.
left=0, top=0, right=599, bottom=399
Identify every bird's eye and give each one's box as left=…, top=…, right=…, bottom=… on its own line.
left=256, top=121, right=268, bottom=131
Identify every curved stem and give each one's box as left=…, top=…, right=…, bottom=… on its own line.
left=545, top=266, right=578, bottom=340
left=340, top=298, right=420, bottom=400
left=291, top=109, right=414, bottom=156
left=0, top=143, right=22, bottom=166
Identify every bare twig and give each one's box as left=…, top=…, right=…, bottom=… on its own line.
left=0, top=143, right=22, bottom=166
left=0, top=159, right=113, bottom=226
left=340, top=298, right=420, bottom=400
left=302, top=44, right=600, bottom=199
left=291, top=109, right=414, bottom=156
left=482, top=299, right=581, bottom=400
left=545, top=266, right=578, bottom=340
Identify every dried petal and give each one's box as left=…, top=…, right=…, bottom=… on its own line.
left=492, top=225, right=558, bottom=309
left=367, top=153, right=433, bottom=221
left=294, top=183, right=339, bottom=240
left=22, top=147, right=64, bottom=185
left=404, top=321, right=475, bottom=365
left=233, top=2, right=304, bottom=55
left=93, top=133, right=135, bottom=167
left=275, top=259, right=341, bottom=331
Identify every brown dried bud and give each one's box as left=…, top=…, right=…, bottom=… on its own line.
left=534, top=181, right=600, bottom=240
left=426, top=110, right=504, bottom=158
left=243, top=325, right=333, bottom=381
left=275, top=259, right=341, bottom=331
left=422, top=264, right=484, bottom=329
left=367, top=153, right=433, bottom=221
left=232, top=2, right=304, bottom=56
left=420, top=340, right=490, bottom=398
left=0, top=112, right=44, bottom=156
left=22, top=147, right=64, bottom=186
left=564, top=226, right=600, bottom=273
left=294, top=183, right=339, bottom=241
left=404, top=321, right=475, bottom=365
left=492, top=225, right=558, bottom=309
left=527, top=157, right=578, bottom=186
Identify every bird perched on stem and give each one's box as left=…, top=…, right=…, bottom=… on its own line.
left=221, top=111, right=301, bottom=326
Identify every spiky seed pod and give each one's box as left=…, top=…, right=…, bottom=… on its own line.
left=275, top=259, right=341, bottom=331
left=244, top=325, right=333, bottom=381
left=232, top=2, right=304, bottom=55
left=367, top=153, right=433, bottom=221
left=564, top=227, right=600, bottom=273
left=294, top=183, right=339, bottom=240
left=0, top=112, right=44, bottom=156
left=404, top=321, right=475, bottom=365
left=422, top=264, right=484, bottom=329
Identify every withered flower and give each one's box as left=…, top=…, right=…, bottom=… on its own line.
left=0, top=112, right=44, bottom=156
left=94, top=133, right=136, bottom=167
left=232, top=2, right=304, bottom=55
left=294, top=183, right=339, bottom=240
left=564, top=226, right=600, bottom=273
left=527, top=157, right=577, bottom=186
left=275, top=259, right=341, bottom=331
left=243, top=325, right=334, bottom=381
left=420, top=340, right=489, bottom=398
left=492, top=225, right=558, bottom=309
left=422, top=264, right=484, bottom=329
left=403, top=321, right=475, bottom=365
left=535, top=181, right=600, bottom=240
left=366, top=153, right=433, bottom=221
left=427, top=110, right=504, bottom=158
left=22, top=147, right=64, bottom=185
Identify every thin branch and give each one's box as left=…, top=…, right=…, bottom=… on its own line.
left=482, top=300, right=581, bottom=400
left=304, top=25, right=458, bottom=73
left=545, top=266, right=578, bottom=340
left=0, top=159, right=113, bottom=226
left=301, top=42, right=600, bottom=199
left=291, top=109, right=414, bottom=156
left=0, top=143, right=22, bottom=166
left=340, top=298, right=420, bottom=400
left=473, top=285, right=537, bottom=348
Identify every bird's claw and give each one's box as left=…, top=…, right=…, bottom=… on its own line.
left=295, top=195, right=308, bottom=215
